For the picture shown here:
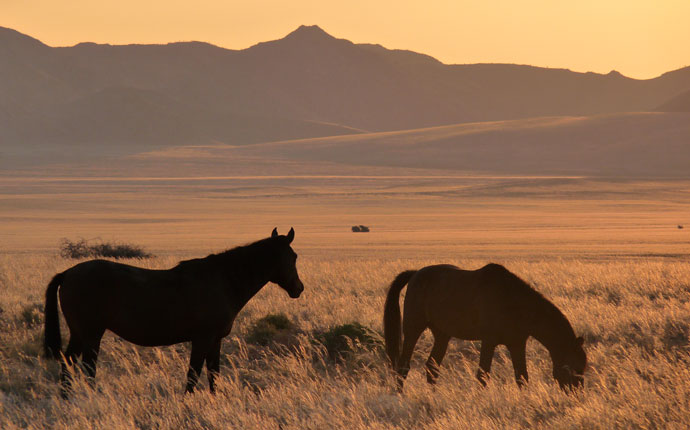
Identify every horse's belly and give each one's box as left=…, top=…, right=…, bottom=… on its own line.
left=108, top=324, right=192, bottom=347
left=447, top=328, right=481, bottom=340
left=105, top=302, right=205, bottom=346
left=426, top=298, right=482, bottom=341
left=439, top=320, right=482, bottom=341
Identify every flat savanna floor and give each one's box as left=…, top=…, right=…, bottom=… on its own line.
left=0, top=170, right=689, bottom=429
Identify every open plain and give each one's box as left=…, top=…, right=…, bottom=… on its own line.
left=1, top=167, right=689, bottom=429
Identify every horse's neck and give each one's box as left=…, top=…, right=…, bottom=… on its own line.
left=527, top=300, right=573, bottom=361
left=223, top=249, right=274, bottom=309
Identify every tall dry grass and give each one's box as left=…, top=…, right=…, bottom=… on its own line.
left=1, top=253, right=689, bottom=429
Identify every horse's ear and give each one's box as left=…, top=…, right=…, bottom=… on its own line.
left=271, top=228, right=278, bottom=238
left=576, top=336, right=584, bottom=347
left=286, top=227, right=295, bottom=244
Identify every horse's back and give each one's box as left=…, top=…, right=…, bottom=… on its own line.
left=407, top=264, right=482, bottom=300
left=404, top=265, right=482, bottom=338
left=405, top=263, right=538, bottom=340
left=62, top=259, right=169, bottom=290
left=59, top=260, right=172, bottom=324
left=58, top=259, right=208, bottom=344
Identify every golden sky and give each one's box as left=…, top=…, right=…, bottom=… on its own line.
left=2, top=0, right=688, bottom=79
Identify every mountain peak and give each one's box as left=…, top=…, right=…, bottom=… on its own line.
left=248, top=24, right=344, bottom=53
left=284, top=25, right=335, bottom=41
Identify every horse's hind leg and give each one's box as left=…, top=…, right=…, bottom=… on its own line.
left=60, top=336, right=83, bottom=398
left=476, top=340, right=497, bottom=387
left=396, top=319, right=426, bottom=390
left=426, top=330, right=450, bottom=385
left=81, top=329, right=105, bottom=384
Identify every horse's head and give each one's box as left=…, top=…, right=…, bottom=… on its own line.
left=553, top=336, right=587, bottom=390
left=269, top=227, right=304, bottom=299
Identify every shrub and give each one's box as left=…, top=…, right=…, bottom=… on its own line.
left=246, top=314, right=296, bottom=346
left=59, top=238, right=152, bottom=259
left=315, top=322, right=382, bottom=361
left=662, top=320, right=690, bottom=350
left=20, top=303, right=43, bottom=328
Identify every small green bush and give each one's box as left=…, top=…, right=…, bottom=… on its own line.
left=246, top=314, right=296, bottom=346
left=315, top=322, right=382, bottom=361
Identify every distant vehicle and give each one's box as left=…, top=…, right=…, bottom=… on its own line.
left=679, top=225, right=684, bottom=229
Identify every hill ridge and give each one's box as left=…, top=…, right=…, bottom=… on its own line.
left=2, top=24, right=690, bottom=167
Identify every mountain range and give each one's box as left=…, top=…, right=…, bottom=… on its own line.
left=1, top=24, right=689, bottom=175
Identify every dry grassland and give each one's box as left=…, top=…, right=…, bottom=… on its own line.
left=0, top=174, right=689, bottom=429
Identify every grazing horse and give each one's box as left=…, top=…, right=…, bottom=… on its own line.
left=383, top=263, right=586, bottom=390
left=44, top=228, right=304, bottom=397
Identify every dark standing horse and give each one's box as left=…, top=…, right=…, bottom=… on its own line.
left=384, top=263, right=586, bottom=390
left=44, top=228, right=304, bottom=396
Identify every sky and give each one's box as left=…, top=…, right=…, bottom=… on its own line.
left=2, top=0, right=688, bottom=79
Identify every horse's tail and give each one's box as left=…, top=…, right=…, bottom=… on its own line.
left=44, top=272, right=64, bottom=359
left=383, top=270, right=417, bottom=368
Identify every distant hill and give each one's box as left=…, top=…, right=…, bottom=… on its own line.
left=656, top=89, right=690, bottom=112
left=2, top=24, right=690, bottom=154
left=227, top=112, right=690, bottom=177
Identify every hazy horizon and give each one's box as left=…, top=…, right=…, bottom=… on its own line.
left=2, top=1, right=689, bottom=79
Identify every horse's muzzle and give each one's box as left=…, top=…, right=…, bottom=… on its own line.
left=556, top=369, right=584, bottom=391
left=288, top=279, right=304, bottom=298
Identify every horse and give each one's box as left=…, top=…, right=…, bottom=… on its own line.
left=44, top=228, right=304, bottom=397
left=383, top=263, right=586, bottom=391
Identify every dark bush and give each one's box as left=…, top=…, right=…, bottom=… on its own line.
left=351, top=225, right=370, bottom=232
left=662, top=321, right=690, bottom=350
left=246, top=314, right=296, bottom=346
left=315, top=322, right=382, bottom=361
left=351, top=226, right=361, bottom=232
left=60, top=238, right=152, bottom=259
left=20, top=303, right=43, bottom=328
left=59, top=238, right=90, bottom=258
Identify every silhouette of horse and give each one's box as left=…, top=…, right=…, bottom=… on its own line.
left=384, top=263, right=586, bottom=390
left=44, top=228, right=304, bottom=397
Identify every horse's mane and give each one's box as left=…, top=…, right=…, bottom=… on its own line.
left=173, top=237, right=277, bottom=272
left=481, top=263, right=577, bottom=340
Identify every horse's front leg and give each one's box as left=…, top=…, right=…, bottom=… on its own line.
left=507, top=338, right=529, bottom=387
left=185, top=339, right=212, bottom=393
left=476, top=340, right=496, bottom=386
left=205, top=338, right=222, bottom=394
